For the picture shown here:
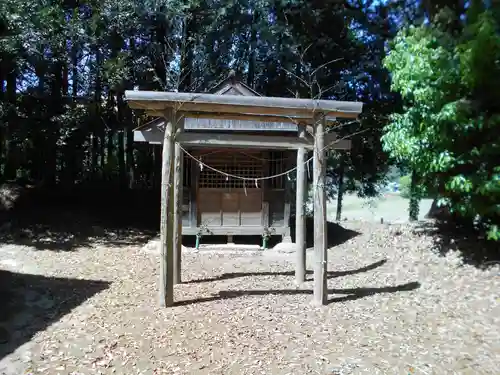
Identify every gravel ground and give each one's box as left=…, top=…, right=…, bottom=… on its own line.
left=0, top=222, right=499, bottom=375
left=324, top=193, right=434, bottom=223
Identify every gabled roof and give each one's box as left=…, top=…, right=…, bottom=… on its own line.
left=209, top=75, right=262, bottom=97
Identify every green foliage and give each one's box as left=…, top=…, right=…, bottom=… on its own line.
left=399, top=172, right=431, bottom=200
left=383, top=9, right=500, bottom=240
left=399, top=174, right=411, bottom=199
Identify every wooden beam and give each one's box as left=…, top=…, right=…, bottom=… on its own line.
left=159, top=109, right=176, bottom=307
left=184, top=117, right=296, bottom=132
left=181, top=225, right=290, bottom=236
left=125, top=90, right=363, bottom=119
left=136, top=130, right=352, bottom=150
left=295, top=147, right=307, bottom=284
left=173, top=115, right=184, bottom=285
left=175, top=132, right=311, bottom=149
left=313, top=114, right=328, bottom=306
left=144, top=110, right=338, bottom=125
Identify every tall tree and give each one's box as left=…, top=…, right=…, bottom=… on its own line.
left=383, top=2, right=500, bottom=239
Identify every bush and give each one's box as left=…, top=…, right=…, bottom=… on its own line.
left=399, top=174, right=411, bottom=198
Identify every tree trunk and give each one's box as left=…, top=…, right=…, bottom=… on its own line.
left=45, top=59, right=64, bottom=186
left=409, top=169, right=420, bottom=221
left=126, top=38, right=136, bottom=188
left=99, top=131, right=106, bottom=177
left=69, top=42, right=79, bottom=184
left=126, top=125, right=135, bottom=189
left=91, top=133, right=98, bottom=181
left=153, top=17, right=168, bottom=89
left=71, top=41, right=79, bottom=99
left=60, top=55, right=74, bottom=186
left=246, top=10, right=259, bottom=88
left=105, top=91, right=116, bottom=181
left=0, top=57, right=5, bottom=173
left=425, top=198, right=451, bottom=220
left=31, top=59, right=46, bottom=181
left=107, top=129, right=114, bottom=180
left=178, top=14, right=196, bottom=91
left=93, top=47, right=102, bottom=180
left=3, top=61, right=17, bottom=180
left=117, top=93, right=126, bottom=186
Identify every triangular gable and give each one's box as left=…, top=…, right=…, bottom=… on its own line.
left=212, top=80, right=262, bottom=97
left=215, top=85, right=247, bottom=96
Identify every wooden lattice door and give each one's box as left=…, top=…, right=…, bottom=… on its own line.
left=197, top=150, right=263, bottom=227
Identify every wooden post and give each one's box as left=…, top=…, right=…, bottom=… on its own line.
left=335, top=152, right=345, bottom=222
left=282, top=150, right=292, bottom=242
left=159, top=109, right=176, bottom=307
left=261, top=151, right=270, bottom=228
left=313, top=113, right=328, bottom=306
left=295, top=146, right=306, bottom=284
left=189, top=154, right=198, bottom=227
left=173, top=114, right=185, bottom=284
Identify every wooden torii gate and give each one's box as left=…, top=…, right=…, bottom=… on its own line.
left=124, top=89, right=363, bottom=307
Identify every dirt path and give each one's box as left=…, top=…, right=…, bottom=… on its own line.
left=0, top=244, right=45, bottom=375
left=0, top=222, right=499, bottom=375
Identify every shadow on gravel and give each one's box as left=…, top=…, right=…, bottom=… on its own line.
left=184, top=259, right=387, bottom=284
left=296, top=217, right=361, bottom=249
left=0, top=270, right=110, bottom=361
left=175, top=281, right=421, bottom=306
left=1, top=210, right=157, bottom=251
left=0, top=188, right=159, bottom=251
left=415, top=220, right=500, bottom=268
